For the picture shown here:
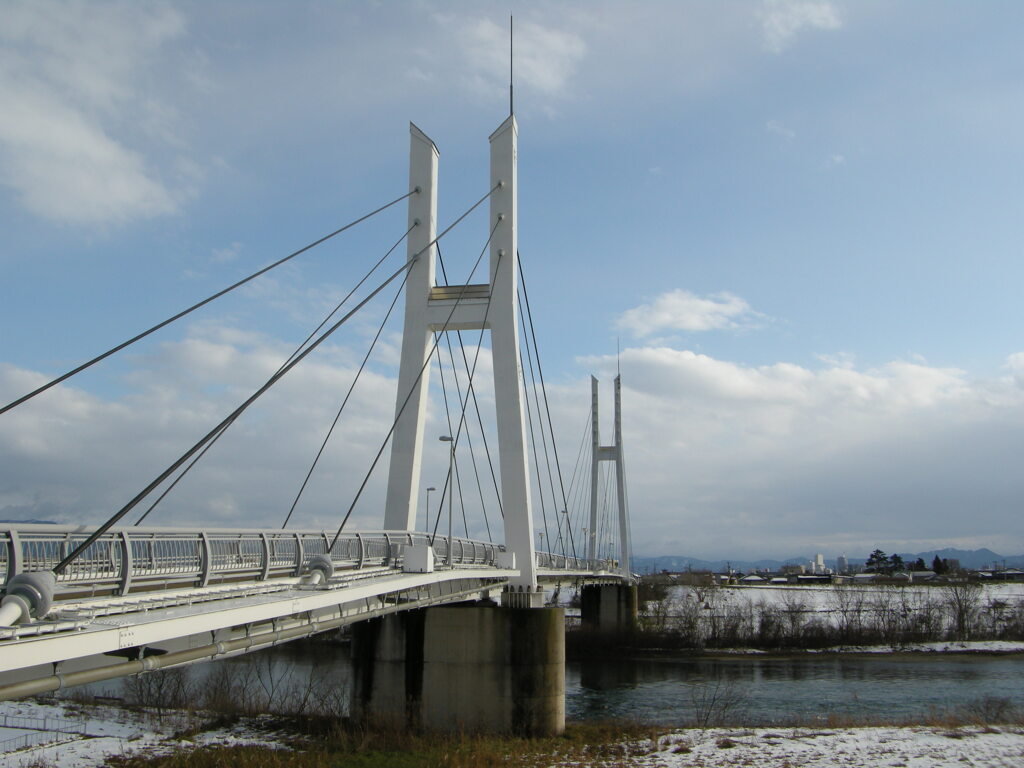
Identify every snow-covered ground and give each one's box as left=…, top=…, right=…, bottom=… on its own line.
left=676, top=582, right=1024, bottom=611
left=630, top=726, right=1024, bottom=767
left=0, top=699, right=283, bottom=767
left=3, top=699, right=1024, bottom=767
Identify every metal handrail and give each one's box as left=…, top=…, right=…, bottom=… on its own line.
left=0, top=525, right=506, bottom=597
left=0, top=524, right=618, bottom=603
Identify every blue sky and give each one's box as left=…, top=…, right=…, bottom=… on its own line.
left=2, top=1, right=1023, bottom=561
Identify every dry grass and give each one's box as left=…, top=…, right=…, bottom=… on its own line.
left=105, top=720, right=663, bottom=768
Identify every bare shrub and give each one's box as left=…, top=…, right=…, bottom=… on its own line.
left=688, top=678, right=748, bottom=728
left=828, top=584, right=867, bottom=641
left=958, top=696, right=1018, bottom=725
left=755, top=601, right=784, bottom=648
left=779, top=591, right=809, bottom=645
left=123, top=667, right=194, bottom=721
left=943, top=582, right=983, bottom=640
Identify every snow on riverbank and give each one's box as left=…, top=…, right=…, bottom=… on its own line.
left=0, top=698, right=283, bottom=767
left=677, top=582, right=1024, bottom=611
left=632, top=725, right=1024, bottom=767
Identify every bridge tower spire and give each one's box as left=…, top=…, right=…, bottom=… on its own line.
left=588, top=374, right=633, bottom=580
left=383, top=116, right=537, bottom=589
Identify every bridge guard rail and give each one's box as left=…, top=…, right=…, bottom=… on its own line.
left=0, top=526, right=510, bottom=598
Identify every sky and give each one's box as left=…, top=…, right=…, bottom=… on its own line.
left=2, top=0, right=1023, bottom=562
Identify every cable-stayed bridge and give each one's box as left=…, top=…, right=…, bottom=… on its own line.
left=0, top=115, right=634, bottom=734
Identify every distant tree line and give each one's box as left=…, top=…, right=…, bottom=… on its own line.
left=863, top=549, right=954, bottom=575
left=598, top=579, right=1024, bottom=652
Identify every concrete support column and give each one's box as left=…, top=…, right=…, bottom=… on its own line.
left=580, top=584, right=637, bottom=635
left=351, top=603, right=564, bottom=735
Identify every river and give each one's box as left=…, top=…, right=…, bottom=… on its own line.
left=84, top=639, right=1024, bottom=726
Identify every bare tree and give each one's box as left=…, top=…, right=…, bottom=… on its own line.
left=943, top=581, right=983, bottom=640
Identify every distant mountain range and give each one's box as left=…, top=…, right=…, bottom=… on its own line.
left=635, top=547, right=1024, bottom=574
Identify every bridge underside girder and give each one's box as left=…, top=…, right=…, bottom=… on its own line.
left=0, top=565, right=616, bottom=700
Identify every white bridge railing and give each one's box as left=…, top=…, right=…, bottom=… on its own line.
left=1, top=524, right=606, bottom=600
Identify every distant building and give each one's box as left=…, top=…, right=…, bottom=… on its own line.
left=815, top=553, right=825, bottom=574
left=780, top=564, right=805, bottom=575
left=836, top=555, right=849, bottom=574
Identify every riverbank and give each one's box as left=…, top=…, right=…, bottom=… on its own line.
left=567, top=639, right=1024, bottom=659
left=3, top=697, right=1024, bottom=767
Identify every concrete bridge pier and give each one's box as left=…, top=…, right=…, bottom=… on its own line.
left=351, top=603, right=564, bottom=735
left=580, top=583, right=637, bottom=634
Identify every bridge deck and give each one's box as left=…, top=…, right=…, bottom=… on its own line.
left=0, top=525, right=623, bottom=697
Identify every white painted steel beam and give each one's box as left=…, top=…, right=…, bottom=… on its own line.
left=488, top=116, right=536, bottom=589
left=588, top=376, right=633, bottom=581
left=383, top=124, right=439, bottom=531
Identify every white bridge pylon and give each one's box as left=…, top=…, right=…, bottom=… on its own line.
left=383, top=116, right=538, bottom=589
left=589, top=375, right=633, bottom=580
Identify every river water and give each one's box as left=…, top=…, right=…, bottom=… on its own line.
left=103, top=640, right=1023, bottom=726
left=567, top=653, right=1024, bottom=724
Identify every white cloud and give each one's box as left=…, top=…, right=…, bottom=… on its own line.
left=567, top=347, right=1024, bottom=559
left=0, top=323, right=500, bottom=540
left=0, top=1, right=189, bottom=224
left=4, top=329, right=1024, bottom=562
left=759, top=0, right=842, bottom=54
left=617, top=290, right=763, bottom=337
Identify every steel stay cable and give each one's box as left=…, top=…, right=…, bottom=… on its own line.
left=518, top=342, right=552, bottom=553
left=329, top=217, right=502, bottom=553
left=565, top=411, right=589, bottom=557
left=136, top=223, right=417, bottom=527
left=565, top=410, right=590, bottom=519
left=2, top=190, right=417, bottom=418
left=517, top=253, right=577, bottom=558
left=54, top=184, right=498, bottom=571
left=433, top=249, right=495, bottom=539
left=133, top=422, right=229, bottom=526
left=563, top=409, right=591, bottom=555
left=54, top=253, right=417, bottom=574
left=520, top=344, right=552, bottom=552
left=436, top=248, right=503, bottom=519
left=442, top=333, right=493, bottom=542
left=565, top=413, right=591, bottom=557
left=428, top=347, right=456, bottom=543
left=517, top=288, right=564, bottom=556
left=427, top=252, right=502, bottom=544
left=278, top=179, right=500, bottom=532
left=432, top=338, right=471, bottom=539
left=280, top=258, right=414, bottom=529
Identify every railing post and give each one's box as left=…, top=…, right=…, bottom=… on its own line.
left=5, top=529, right=21, bottom=584
left=199, top=532, right=211, bottom=587
left=356, top=533, right=364, bottom=570
left=259, top=533, right=270, bottom=581
left=294, top=533, right=304, bottom=577
left=117, top=531, right=133, bottom=596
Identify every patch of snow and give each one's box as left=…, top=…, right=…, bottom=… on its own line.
left=640, top=726, right=1024, bottom=767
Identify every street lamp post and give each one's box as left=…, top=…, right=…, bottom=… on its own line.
left=424, top=486, right=436, bottom=535
left=561, top=509, right=569, bottom=558
left=439, top=436, right=453, bottom=566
